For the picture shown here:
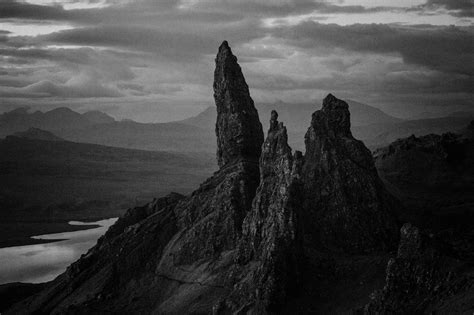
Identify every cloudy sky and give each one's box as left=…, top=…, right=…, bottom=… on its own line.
left=0, top=0, right=473, bottom=122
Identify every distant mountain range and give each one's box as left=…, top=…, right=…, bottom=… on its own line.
left=179, top=102, right=473, bottom=150
left=0, top=107, right=112, bottom=135
left=1, top=102, right=473, bottom=152
left=181, top=100, right=403, bottom=130
left=0, top=107, right=215, bottom=152
left=12, top=128, right=64, bottom=142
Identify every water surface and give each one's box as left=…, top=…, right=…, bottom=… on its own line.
left=0, top=218, right=117, bottom=284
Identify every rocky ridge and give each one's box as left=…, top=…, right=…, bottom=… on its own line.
left=366, top=124, right=474, bottom=313
left=7, top=42, right=471, bottom=314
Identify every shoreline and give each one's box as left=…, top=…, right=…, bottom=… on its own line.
left=0, top=209, right=125, bottom=249
left=0, top=223, right=101, bottom=249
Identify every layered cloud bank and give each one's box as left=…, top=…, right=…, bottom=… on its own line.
left=0, top=0, right=472, bottom=121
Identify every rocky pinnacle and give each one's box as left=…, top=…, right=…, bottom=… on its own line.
left=302, top=94, right=399, bottom=253
left=214, top=41, right=264, bottom=168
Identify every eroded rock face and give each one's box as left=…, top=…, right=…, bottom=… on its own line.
left=364, top=129, right=474, bottom=314
left=216, top=111, right=304, bottom=312
left=302, top=94, right=399, bottom=253
left=167, top=40, right=263, bottom=265
left=6, top=41, right=264, bottom=315
left=365, top=223, right=473, bottom=314
left=214, top=40, right=264, bottom=168
left=6, top=43, right=410, bottom=315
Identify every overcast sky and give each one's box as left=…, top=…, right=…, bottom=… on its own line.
left=0, top=0, right=472, bottom=122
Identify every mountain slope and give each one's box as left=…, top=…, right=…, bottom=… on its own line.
left=7, top=42, right=402, bottom=315
left=12, top=128, right=64, bottom=141
left=365, top=125, right=474, bottom=313
left=0, top=107, right=216, bottom=153
left=362, top=116, right=474, bottom=147
left=55, top=120, right=215, bottom=152
left=0, top=136, right=214, bottom=248
left=81, top=110, right=115, bottom=124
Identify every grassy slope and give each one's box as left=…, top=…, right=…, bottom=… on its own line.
left=0, top=137, right=216, bottom=247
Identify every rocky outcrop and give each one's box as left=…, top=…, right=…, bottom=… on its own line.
left=214, top=111, right=304, bottom=312
left=374, top=129, right=474, bottom=254
left=365, top=223, right=474, bottom=314
left=364, top=128, right=474, bottom=314
left=301, top=94, right=399, bottom=253
left=6, top=43, right=415, bottom=314
left=214, top=40, right=264, bottom=168
left=6, top=41, right=264, bottom=315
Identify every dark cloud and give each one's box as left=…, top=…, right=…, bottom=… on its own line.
left=247, top=69, right=473, bottom=95
left=0, top=0, right=472, bottom=119
left=424, top=0, right=474, bottom=17
left=0, top=0, right=397, bottom=26
left=35, top=20, right=265, bottom=63
left=271, top=22, right=474, bottom=76
left=0, top=0, right=69, bottom=20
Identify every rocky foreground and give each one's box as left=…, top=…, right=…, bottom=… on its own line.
left=7, top=42, right=474, bottom=314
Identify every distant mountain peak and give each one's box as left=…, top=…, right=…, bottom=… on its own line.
left=82, top=110, right=115, bottom=124
left=48, top=107, right=76, bottom=114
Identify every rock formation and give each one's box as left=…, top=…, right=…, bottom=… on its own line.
left=364, top=128, right=474, bottom=313
left=6, top=40, right=264, bottom=315
left=7, top=42, right=448, bottom=314
left=214, top=40, right=264, bottom=168
left=365, top=223, right=474, bottom=314
left=374, top=128, right=474, bottom=246
left=302, top=94, right=399, bottom=253
left=214, top=111, right=304, bottom=312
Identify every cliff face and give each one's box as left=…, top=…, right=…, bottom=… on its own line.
left=214, top=41, right=264, bottom=168
left=7, top=42, right=407, bottom=314
left=365, top=223, right=474, bottom=314
left=302, top=94, right=399, bottom=253
left=364, top=128, right=474, bottom=314
left=215, top=111, right=304, bottom=312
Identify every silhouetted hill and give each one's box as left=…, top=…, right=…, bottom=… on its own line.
left=12, top=128, right=64, bottom=142
left=362, top=115, right=474, bottom=147
left=3, top=103, right=471, bottom=154
left=374, top=123, right=474, bottom=225
left=0, top=107, right=215, bottom=152
left=0, top=107, right=115, bottom=138
left=81, top=110, right=115, bottom=124
left=55, top=120, right=215, bottom=152
left=0, top=136, right=214, bottom=248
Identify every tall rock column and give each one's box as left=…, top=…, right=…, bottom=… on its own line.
left=169, top=41, right=264, bottom=264
left=214, top=41, right=264, bottom=168
left=302, top=94, right=399, bottom=253
left=217, top=111, right=304, bottom=312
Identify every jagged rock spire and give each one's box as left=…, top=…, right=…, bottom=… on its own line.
left=302, top=93, right=399, bottom=253
left=214, top=41, right=264, bottom=168
left=220, top=111, right=303, bottom=312
left=310, top=93, right=352, bottom=138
